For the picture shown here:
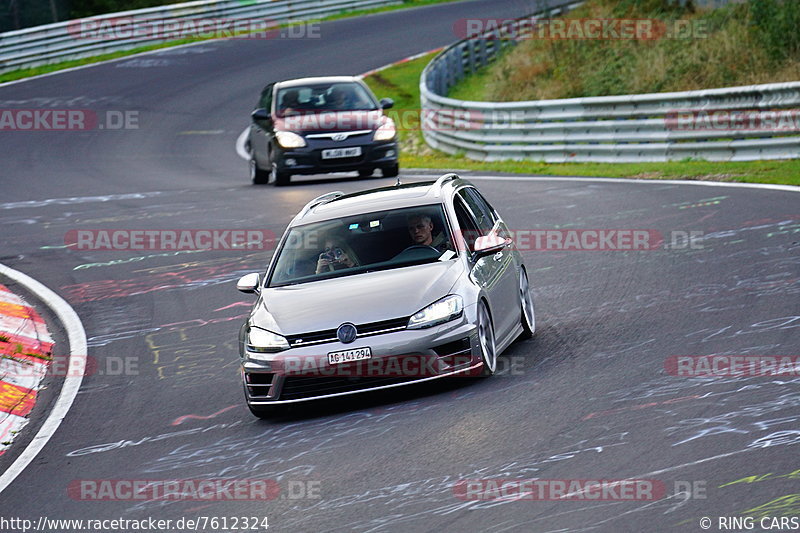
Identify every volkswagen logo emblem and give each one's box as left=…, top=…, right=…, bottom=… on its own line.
left=337, top=323, right=357, bottom=344
left=331, top=133, right=348, bottom=142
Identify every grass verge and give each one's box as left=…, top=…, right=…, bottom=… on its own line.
left=363, top=52, right=800, bottom=186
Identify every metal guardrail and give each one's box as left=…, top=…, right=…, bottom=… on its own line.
left=0, top=0, right=399, bottom=74
left=420, top=5, right=800, bottom=162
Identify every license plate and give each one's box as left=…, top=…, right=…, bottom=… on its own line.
left=321, top=147, right=362, bottom=159
left=328, top=347, right=371, bottom=365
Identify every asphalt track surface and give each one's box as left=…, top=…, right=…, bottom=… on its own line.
left=1, top=0, right=799, bottom=531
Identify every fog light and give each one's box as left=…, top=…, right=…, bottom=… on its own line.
left=385, top=150, right=396, bottom=158
left=285, top=158, right=297, bottom=166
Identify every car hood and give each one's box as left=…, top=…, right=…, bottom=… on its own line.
left=274, top=110, right=383, bottom=135
left=255, top=260, right=464, bottom=335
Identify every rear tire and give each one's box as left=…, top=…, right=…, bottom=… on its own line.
left=250, top=158, right=270, bottom=185
left=382, top=163, right=399, bottom=178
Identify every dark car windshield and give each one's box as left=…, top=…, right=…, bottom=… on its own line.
left=275, top=82, right=379, bottom=117
left=268, top=205, right=456, bottom=287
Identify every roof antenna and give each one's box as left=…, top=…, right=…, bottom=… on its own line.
left=395, top=176, right=401, bottom=187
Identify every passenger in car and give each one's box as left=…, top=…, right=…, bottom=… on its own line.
left=315, top=235, right=360, bottom=273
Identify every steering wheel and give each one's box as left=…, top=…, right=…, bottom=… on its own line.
left=402, top=244, right=440, bottom=253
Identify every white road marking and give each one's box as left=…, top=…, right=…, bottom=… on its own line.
left=0, top=264, right=87, bottom=495
left=235, top=127, right=251, bottom=161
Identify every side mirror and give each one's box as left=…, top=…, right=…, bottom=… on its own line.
left=473, top=234, right=511, bottom=258
left=379, top=98, right=394, bottom=110
left=237, top=272, right=261, bottom=293
left=251, top=108, right=271, bottom=122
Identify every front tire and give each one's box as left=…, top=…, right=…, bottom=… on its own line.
left=271, top=162, right=291, bottom=186
left=519, top=268, right=536, bottom=338
left=477, top=302, right=497, bottom=376
left=250, top=158, right=270, bottom=185
left=382, top=163, right=399, bottom=178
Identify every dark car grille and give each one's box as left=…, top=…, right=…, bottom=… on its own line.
left=279, top=376, right=421, bottom=401
left=286, top=317, right=409, bottom=348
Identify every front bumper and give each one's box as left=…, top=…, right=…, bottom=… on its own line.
left=275, top=137, right=398, bottom=175
left=242, top=317, right=481, bottom=405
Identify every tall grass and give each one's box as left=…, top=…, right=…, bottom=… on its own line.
left=449, top=0, right=800, bottom=102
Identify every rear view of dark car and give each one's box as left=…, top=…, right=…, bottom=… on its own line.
left=248, top=76, right=399, bottom=185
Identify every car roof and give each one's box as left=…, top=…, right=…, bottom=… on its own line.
left=276, top=76, right=363, bottom=90
left=291, top=176, right=468, bottom=226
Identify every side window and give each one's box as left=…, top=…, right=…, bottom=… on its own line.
left=258, top=84, right=274, bottom=111
left=453, top=198, right=480, bottom=252
left=459, top=188, right=496, bottom=234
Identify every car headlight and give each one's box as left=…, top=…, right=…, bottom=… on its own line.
left=246, top=327, right=290, bottom=358
left=407, top=295, right=464, bottom=329
left=373, top=118, right=396, bottom=141
left=275, top=131, right=307, bottom=148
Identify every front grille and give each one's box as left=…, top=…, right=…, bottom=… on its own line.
left=286, top=317, right=409, bottom=348
left=279, top=375, right=420, bottom=401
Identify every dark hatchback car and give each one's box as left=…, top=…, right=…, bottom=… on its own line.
left=248, top=76, right=400, bottom=185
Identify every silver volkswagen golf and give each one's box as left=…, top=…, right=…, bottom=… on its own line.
left=236, top=174, right=535, bottom=417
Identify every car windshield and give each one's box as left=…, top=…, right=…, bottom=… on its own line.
left=275, top=82, right=379, bottom=117
left=268, top=205, right=456, bottom=287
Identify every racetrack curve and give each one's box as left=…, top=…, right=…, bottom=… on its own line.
left=1, top=0, right=799, bottom=531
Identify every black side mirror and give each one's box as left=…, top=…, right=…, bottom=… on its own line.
left=380, top=98, right=394, bottom=110
left=251, top=108, right=271, bottom=122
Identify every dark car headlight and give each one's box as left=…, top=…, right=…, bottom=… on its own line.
left=407, top=295, right=464, bottom=329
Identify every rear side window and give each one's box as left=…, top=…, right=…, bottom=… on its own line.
left=459, top=188, right=497, bottom=234
left=453, top=198, right=481, bottom=252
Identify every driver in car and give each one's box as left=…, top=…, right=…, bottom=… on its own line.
left=407, top=214, right=449, bottom=252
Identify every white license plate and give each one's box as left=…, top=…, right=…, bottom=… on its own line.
left=321, top=147, right=362, bottom=159
left=328, top=347, right=371, bottom=365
